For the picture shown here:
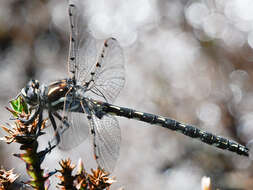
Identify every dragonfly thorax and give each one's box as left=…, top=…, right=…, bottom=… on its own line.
left=73, top=85, right=87, bottom=98
left=21, top=79, right=40, bottom=106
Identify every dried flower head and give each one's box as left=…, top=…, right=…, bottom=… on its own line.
left=1, top=97, right=47, bottom=146
left=1, top=97, right=53, bottom=190
left=57, top=159, right=116, bottom=190
left=1, top=117, right=46, bottom=145
left=75, top=159, right=88, bottom=189
left=87, top=167, right=116, bottom=190
left=0, top=168, right=19, bottom=190
left=57, top=159, right=76, bottom=190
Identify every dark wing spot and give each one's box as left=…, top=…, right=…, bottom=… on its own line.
left=84, top=82, right=90, bottom=87
left=91, top=129, right=95, bottom=134
left=94, top=155, right=99, bottom=160
left=91, top=72, right=95, bottom=75
left=70, top=57, right=75, bottom=61
left=69, top=4, right=75, bottom=7
left=96, top=62, right=101, bottom=67
left=69, top=12, right=73, bottom=16
left=71, top=25, right=74, bottom=28
left=104, top=41, right=108, bottom=47
left=87, top=115, right=92, bottom=120
left=71, top=37, right=75, bottom=42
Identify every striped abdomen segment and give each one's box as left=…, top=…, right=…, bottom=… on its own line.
left=100, top=102, right=249, bottom=157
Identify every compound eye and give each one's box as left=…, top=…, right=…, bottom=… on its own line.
left=21, top=80, right=40, bottom=106
left=33, top=80, right=40, bottom=89
left=27, top=87, right=37, bottom=101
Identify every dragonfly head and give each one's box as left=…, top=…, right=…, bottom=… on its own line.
left=20, top=79, right=40, bottom=106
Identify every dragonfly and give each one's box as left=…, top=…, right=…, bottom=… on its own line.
left=18, top=0, right=249, bottom=172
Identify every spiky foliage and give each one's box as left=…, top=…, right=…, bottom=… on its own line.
left=1, top=97, right=118, bottom=190
left=1, top=97, right=54, bottom=190
left=57, top=159, right=76, bottom=190
left=87, top=168, right=116, bottom=190
left=0, top=168, right=19, bottom=190
left=57, top=159, right=116, bottom=190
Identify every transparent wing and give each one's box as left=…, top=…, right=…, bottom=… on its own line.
left=56, top=110, right=90, bottom=150
left=89, top=114, right=121, bottom=172
left=68, top=0, right=97, bottom=80
left=84, top=38, right=125, bottom=103
left=60, top=0, right=124, bottom=159
left=68, top=0, right=125, bottom=103
left=58, top=0, right=97, bottom=149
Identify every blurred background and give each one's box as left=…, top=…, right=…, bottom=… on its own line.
left=1, top=0, right=253, bottom=189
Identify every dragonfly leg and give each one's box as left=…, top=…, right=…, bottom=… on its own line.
left=39, top=142, right=56, bottom=160
left=35, top=108, right=43, bottom=135
left=19, top=107, right=41, bottom=125
left=52, top=112, right=71, bottom=137
left=48, top=111, right=60, bottom=147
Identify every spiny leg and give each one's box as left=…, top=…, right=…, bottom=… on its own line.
left=36, top=108, right=44, bottom=136
left=48, top=111, right=60, bottom=149
left=52, top=111, right=71, bottom=138
left=19, top=106, right=44, bottom=138
left=19, top=107, right=41, bottom=125
left=39, top=112, right=57, bottom=156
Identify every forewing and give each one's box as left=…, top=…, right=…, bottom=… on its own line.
left=58, top=0, right=97, bottom=149
left=89, top=114, right=121, bottom=172
left=85, top=38, right=125, bottom=103
left=68, top=0, right=125, bottom=103
left=68, top=0, right=97, bottom=80
left=57, top=111, right=90, bottom=150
